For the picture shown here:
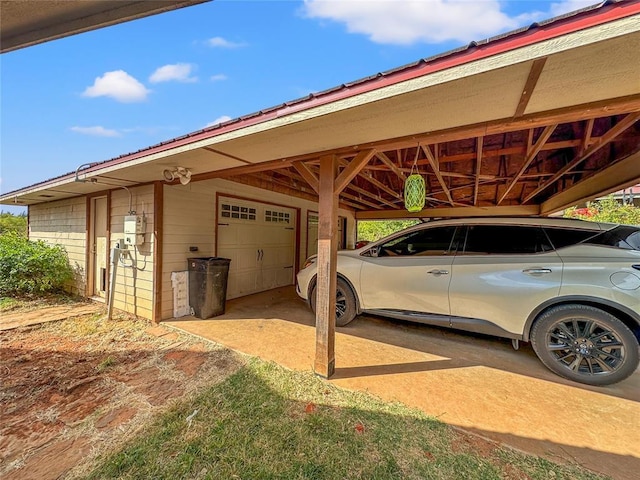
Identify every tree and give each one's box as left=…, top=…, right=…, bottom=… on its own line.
left=564, top=196, right=640, bottom=225
left=357, top=220, right=420, bottom=242
left=0, top=212, right=28, bottom=237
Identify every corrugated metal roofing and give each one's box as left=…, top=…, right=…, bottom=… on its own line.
left=2, top=0, right=633, bottom=197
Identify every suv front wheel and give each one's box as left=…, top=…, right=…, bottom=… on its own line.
left=531, top=304, right=639, bottom=386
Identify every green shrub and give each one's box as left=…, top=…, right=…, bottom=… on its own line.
left=564, top=196, right=640, bottom=225
left=0, top=233, right=74, bottom=296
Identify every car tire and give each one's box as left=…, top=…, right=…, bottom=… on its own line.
left=310, top=277, right=358, bottom=327
left=531, top=304, right=639, bottom=386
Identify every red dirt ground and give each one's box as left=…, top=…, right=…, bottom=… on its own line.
left=0, top=306, right=242, bottom=479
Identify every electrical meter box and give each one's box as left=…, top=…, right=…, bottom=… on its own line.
left=124, top=215, right=146, bottom=246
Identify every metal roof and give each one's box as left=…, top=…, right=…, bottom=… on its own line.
left=1, top=0, right=639, bottom=214
left=0, top=0, right=210, bottom=53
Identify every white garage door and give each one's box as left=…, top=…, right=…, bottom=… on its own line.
left=217, top=197, right=296, bottom=299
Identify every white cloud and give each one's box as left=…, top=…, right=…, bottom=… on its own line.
left=149, top=63, right=198, bottom=83
left=82, top=70, right=150, bottom=103
left=205, top=116, right=232, bottom=128
left=550, top=0, right=597, bottom=16
left=70, top=126, right=121, bottom=137
left=301, top=0, right=597, bottom=45
left=210, top=74, right=228, bottom=82
left=206, top=36, right=246, bottom=48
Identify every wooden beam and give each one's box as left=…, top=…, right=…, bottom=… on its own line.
left=376, top=151, right=406, bottom=181
left=580, top=118, right=595, bottom=156
left=343, top=183, right=397, bottom=209
left=293, top=161, right=319, bottom=194
left=334, top=149, right=376, bottom=194
left=514, top=58, right=547, bottom=118
left=541, top=150, right=640, bottom=214
left=193, top=157, right=295, bottom=182
left=498, top=124, right=557, bottom=204
left=523, top=112, right=640, bottom=203
left=358, top=171, right=402, bottom=200
left=315, top=154, right=338, bottom=379
left=421, top=144, right=454, bottom=205
left=153, top=181, right=163, bottom=324
left=473, top=136, right=483, bottom=206
left=339, top=96, right=640, bottom=158
left=339, top=190, right=386, bottom=210
left=356, top=204, right=541, bottom=219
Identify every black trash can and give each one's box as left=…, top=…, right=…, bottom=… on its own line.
left=188, top=257, right=231, bottom=319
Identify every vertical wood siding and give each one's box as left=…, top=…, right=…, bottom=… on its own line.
left=28, top=197, right=87, bottom=295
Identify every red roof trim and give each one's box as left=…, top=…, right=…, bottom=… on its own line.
left=3, top=0, right=639, bottom=198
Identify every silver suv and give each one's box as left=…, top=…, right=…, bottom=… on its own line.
left=296, top=217, right=640, bottom=385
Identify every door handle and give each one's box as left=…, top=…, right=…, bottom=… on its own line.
left=523, top=268, right=552, bottom=275
left=427, top=269, right=449, bottom=276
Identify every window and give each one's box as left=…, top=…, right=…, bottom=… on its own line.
left=265, top=209, right=290, bottom=224
left=543, top=228, right=598, bottom=249
left=221, top=203, right=256, bottom=220
left=376, top=226, right=457, bottom=256
left=585, top=226, right=640, bottom=251
left=463, top=225, right=552, bottom=255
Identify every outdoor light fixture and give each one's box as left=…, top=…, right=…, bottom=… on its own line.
left=163, top=167, right=192, bottom=185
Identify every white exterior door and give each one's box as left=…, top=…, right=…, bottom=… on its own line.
left=217, top=197, right=296, bottom=299
left=91, top=196, right=108, bottom=299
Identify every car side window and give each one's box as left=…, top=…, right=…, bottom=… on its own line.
left=462, top=225, right=552, bottom=255
left=377, top=226, right=457, bottom=256
left=543, top=228, right=598, bottom=249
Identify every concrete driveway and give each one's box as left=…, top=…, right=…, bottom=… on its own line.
left=166, top=286, right=640, bottom=480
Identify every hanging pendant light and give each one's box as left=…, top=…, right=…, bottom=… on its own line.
left=404, top=145, right=426, bottom=213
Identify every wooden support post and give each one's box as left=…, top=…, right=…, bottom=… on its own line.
left=314, top=154, right=339, bottom=379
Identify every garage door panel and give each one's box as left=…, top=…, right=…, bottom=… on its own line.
left=217, top=225, right=237, bottom=246
left=218, top=197, right=296, bottom=299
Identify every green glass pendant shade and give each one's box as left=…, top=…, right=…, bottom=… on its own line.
left=404, top=174, right=426, bottom=213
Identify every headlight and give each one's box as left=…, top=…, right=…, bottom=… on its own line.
left=302, top=255, right=317, bottom=269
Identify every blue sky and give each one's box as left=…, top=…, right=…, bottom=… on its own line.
left=0, top=0, right=595, bottom=212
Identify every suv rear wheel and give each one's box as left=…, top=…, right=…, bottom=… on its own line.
left=531, top=304, right=639, bottom=386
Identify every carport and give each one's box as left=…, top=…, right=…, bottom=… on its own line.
left=3, top=2, right=640, bottom=380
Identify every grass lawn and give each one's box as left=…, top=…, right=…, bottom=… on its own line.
left=86, top=359, right=607, bottom=480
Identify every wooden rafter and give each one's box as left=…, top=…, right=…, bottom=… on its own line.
left=523, top=112, right=640, bottom=203
left=580, top=118, right=595, bottom=155
left=292, top=161, right=319, bottom=194
left=308, top=162, right=397, bottom=208
left=339, top=190, right=385, bottom=210
left=334, top=149, right=376, bottom=194
left=421, top=144, right=454, bottom=205
left=343, top=182, right=398, bottom=208
left=498, top=124, right=557, bottom=204
left=358, top=170, right=402, bottom=200
left=474, top=136, right=483, bottom=206
left=376, top=151, right=406, bottom=181
left=514, top=58, right=547, bottom=118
